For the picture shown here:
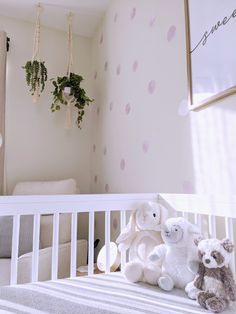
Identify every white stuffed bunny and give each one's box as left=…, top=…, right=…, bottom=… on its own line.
left=149, top=217, right=200, bottom=291
left=116, top=202, right=168, bottom=285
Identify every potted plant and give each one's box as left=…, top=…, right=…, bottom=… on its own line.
left=22, top=4, right=47, bottom=102
left=50, top=72, right=93, bottom=129
left=23, top=60, right=48, bottom=101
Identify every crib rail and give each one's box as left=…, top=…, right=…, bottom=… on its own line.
left=0, top=193, right=157, bottom=215
left=159, top=194, right=236, bottom=277
left=158, top=194, right=236, bottom=218
left=0, top=193, right=157, bottom=285
left=0, top=193, right=235, bottom=286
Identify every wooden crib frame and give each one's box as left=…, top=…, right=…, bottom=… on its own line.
left=0, top=193, right=235, bottom=286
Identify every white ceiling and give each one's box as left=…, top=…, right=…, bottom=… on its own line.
left=0, top=0, right=111, bottom=37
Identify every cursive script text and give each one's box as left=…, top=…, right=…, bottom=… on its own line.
left=191, top=8, right=236, bottom=53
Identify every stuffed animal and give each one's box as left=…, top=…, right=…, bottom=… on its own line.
left=149, top=217, right=200, bottom=291
left=185, top=238, right=236, bottom=313
left=116, top=201, right=168, bottom=285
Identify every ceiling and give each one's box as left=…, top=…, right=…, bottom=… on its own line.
left=0, top=0, right=112, bottom=37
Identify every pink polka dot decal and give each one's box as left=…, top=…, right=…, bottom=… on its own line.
left=148, top=80, right=156, bottom=94
left=149, top=16, right=157, bottom=27
left=94, top=175, right=98, bottom=184
left=109, top=102, right=113, bottom=111
left=182, top=180, right=194, bottom=194
left=114, top=13, right=118, bottom=23
left=142, top=140, right=149, bottom=153
left=125, top=103, right=131, bottom=115
left=104, top=61, right=108, bottom=71
left=113, top=217, right=118, bottom=230
left=167, top=25, right=176, bottom=42
left=178, top=99, right=189, bottom=117
left=132, top=60, right=138, bottom=72
left=120, top=159, right=126, bottom=170
left=94, top=71, right=97, bottom=80
left=93, top=144, right=96, bottom=153
left=116, top=64, right=121, bottom=76
left=100, top=34, right=103, bottom=44
left=105, top=183, right=109, bottom=193
left=130, top=7, right=136, bottom=20
left=103, top=146, right=107, bottom=155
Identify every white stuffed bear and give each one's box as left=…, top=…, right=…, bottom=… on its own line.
left=149, top=217, right=200, bottom=291
left=116, top=202, right=168, bottom=285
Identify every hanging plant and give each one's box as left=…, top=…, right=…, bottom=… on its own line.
left=23, top=60, right=47, bottom=95
left=50, top=13, right=93, bottom=129
left=51, top=73, right=93, bottom=129
left=22, top=4, right=48, bottom=102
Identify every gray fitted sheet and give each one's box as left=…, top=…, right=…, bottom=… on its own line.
left=0, top=272, right=235, bottom=314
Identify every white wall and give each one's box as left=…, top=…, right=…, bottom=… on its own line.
left=90, top=0, right=196, bottom=247
left=0, top=15, right=93, bottom=194
left=1, top=0, right=235, bottom=228
left=90, top=0, right=236, bottom=196
left=91, top=0, right=194, bottom=195
left=90, top=0, right=236, bottom=246
left=0, top=31, right=6, bottom=194
left=190, top=94, right=236, bottom=195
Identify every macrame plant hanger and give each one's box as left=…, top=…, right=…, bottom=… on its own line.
left=63, top=12, right=76, bottom=129
left=32, top=3, right=43, bottom=103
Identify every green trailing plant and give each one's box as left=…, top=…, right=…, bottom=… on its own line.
left=51, top=72, right=93, bottom=129
left=22, top=60, right=48, bottom=96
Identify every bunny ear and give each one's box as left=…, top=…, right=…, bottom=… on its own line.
left=116, top=209, right=137, bottom=244
left=188, top=222, right=200, bottom=234
left=160, top=205, right=168, bottom=225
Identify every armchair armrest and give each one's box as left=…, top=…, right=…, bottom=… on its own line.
left=17, top=239, right=87, bottom=284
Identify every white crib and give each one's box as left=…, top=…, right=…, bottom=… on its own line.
left=0, top=193, right=235, bottom=314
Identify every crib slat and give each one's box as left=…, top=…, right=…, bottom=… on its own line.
left=182, top=212, right=189, bottom=220
left=10, top=215, right=20, bottom=285
left=194, top=214, right=202, bottom=233
left=208, top=215, right=216, bottom=238
left=120, top=210, right=126, bottom=271
left=105, top=211, right=111, bottom=273
left=88, top=211, right=94, bottom=275
left=51, top=213, right=59, bottom=280
left=225, top=217, right=236, bottom=278
left=70, top=212, right=77, bottom=278
left=31, top=214, right=40, bottom=282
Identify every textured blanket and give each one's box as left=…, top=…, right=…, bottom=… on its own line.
left=0, top=272, right=235, bottom=314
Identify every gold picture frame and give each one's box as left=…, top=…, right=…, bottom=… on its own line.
left=184, top=0, right=236, bottom=110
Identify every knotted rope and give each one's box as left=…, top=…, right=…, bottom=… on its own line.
left=32, top=3, right=43, bottom=103
left=64, top=12, right=75, bottom=129
left=67, top=12, right=74, bottom=77
left=32, top=3, right=42, bottom=62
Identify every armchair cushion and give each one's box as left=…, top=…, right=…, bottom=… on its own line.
left=0, top=179, right=78, bottom=257
left=0, top=215, right=33, bottom=258
left=0, top=239, right=87, bottom=286
left=40, top=214, right=72, bottom=248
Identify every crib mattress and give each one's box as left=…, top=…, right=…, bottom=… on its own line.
left=0, top=272, right=235, bottom=314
